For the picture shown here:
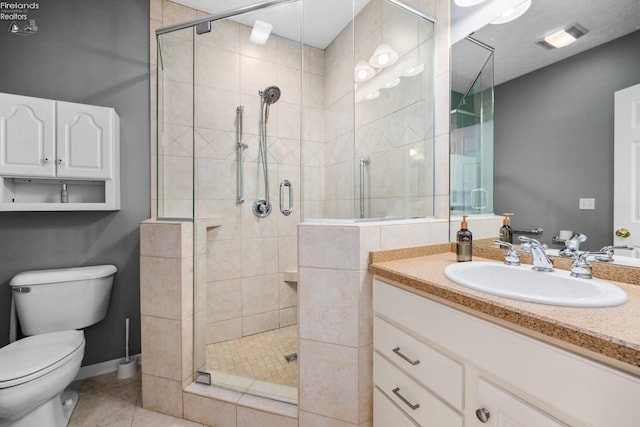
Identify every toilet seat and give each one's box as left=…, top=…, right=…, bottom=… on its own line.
left=0, top=330, right=84, bottom=389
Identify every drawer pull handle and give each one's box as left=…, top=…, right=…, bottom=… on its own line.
left=392, top=387, right=420, bottom=410
left=392, top=347, right=420, bottom=365
left=476, top=408, right=491, bottom=423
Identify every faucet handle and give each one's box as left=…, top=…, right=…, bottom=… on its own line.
left=570, top=251, right=610, bottom=279
left=493, top=240, right=520, bottom=266
left=595, top=245, right=634, bottom=262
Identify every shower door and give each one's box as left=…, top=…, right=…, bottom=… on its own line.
left=191, top=0, right=302, bottom=402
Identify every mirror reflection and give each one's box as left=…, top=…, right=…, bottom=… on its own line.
left=450, top=0, right=640, bottom=266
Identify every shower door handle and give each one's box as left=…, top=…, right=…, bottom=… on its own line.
left=280, top=180, right=293, bottom=216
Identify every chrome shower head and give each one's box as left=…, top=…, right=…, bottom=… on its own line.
left=261, top=86, right=281, bottom=104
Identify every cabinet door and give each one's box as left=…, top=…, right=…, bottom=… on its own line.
left=0, top=93, right=56, bottom=177
left=374, top=387, right=419, bottom=427
left=56, top=101, right=113, bottom=179
left=474, top=378, right=567, bottom=427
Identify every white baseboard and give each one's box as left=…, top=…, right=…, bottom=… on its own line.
left=75, top=353, right=142, bottom=380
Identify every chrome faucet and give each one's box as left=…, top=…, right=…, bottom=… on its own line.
left=559, top=233, right=587, bottom=257
left=493, top=240, right=520, bottom=266
left=518, top=236, right=554, bottom=272
left=570, top=251, right=612, bottom=279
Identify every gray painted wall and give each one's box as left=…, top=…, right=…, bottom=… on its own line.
left=0, top=0, right=149, bottom=365
left=494, top=30, right=640, bottom=251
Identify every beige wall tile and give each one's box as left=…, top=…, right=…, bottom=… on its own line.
left=279, top=307, right=297, bottom=328
left=206, top=279, right=242, bottom=322
left=182, top=316, right=193, bottom=382
left=150, top=0, right=162, bottom=22
left=161, top=0, right=196, bottom=26
left=238, top=393, right=298, bottom=418
left=183, top=392, right=237, bottom=427
left=299, top=267, right=360, bottom=347
left=299, top=411, right=358, bottom=427
left=380, top=222, right=432, bottom=250
left=237, top=406, right=297, bottom=427
left=141, top=315, right=182, bottom=380
left=132, top=405, right=203, bottom=427
left=358, top=271, right=373, bottom=347
left=299, top=225, right=359, bottom=269
left=299, top=339, right=359, bottom=424
left=206, top=318, right=241, bottom=344
left=242, top=311, right=280, bottom=336
left=142, top=374, right=183, bottom=418
left=358, top=344, right=373, bottom=424
left=206, top=239, right=242, bottom=281
left=242, top=237, right=279, bottom=277
left=140, top=256, right=182, bottom=319
left=279, top=279, right=297, bottom=309
left=140, top=221, right=193, bottom=259
left=242, top=274, right=280, bottom=316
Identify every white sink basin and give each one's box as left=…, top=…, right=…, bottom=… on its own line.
left=444, top=262, right=628, bottom=307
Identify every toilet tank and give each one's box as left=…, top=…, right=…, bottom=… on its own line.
left=10, top=265, right=117, bottom=336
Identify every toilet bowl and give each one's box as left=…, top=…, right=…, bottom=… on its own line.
left=0, top=331, right=85, bottom=427
left=0, top=264, right=116, bottom=427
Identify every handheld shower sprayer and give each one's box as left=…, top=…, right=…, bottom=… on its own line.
left=253, top=85, right=281, bottom=218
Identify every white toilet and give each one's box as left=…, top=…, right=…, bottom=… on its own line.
left=0, top=264, right=117, bottom=427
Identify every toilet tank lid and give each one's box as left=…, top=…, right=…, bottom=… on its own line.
left=9, top=264, right=117, bottom=287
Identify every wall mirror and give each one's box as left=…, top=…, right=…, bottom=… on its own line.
left=450, top=0, right=640, bottom=266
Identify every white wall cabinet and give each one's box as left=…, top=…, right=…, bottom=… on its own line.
left=0, top=92, right=120, bottom=210
left=373, top=278, right=640, bottom=427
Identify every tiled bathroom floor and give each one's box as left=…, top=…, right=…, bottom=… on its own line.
left=206, top=325, right=298, bottom=388
left=68, top=371, right=204, bottom=427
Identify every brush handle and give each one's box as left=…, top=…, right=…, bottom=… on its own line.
left=125, top=317, right=130, bottom=360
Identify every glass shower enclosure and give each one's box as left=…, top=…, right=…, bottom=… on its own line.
left=156, top=0, right=436, bottom=404
left=450, top=36, right=494, bottom=216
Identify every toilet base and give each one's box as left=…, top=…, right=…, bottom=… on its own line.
left=0, top=388, right=78, bottom=427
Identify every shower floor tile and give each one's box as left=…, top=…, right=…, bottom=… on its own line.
left=206, top=325, right=298, bottom=388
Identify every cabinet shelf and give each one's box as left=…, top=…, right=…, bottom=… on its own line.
left=0, top=92, right=120, bottom=211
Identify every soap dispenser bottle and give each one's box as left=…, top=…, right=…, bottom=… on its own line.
left=456, top=215, right=472, bottom=262
left=499, top=213, right=513, bottom=244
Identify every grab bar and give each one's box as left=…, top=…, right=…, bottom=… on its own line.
left=513, top=227, right=543, bottom=235
left=359, top=155, right=370, bottom=219
left=280, top=180, right=293, bottom=216
left=236, top=105, right=247, bottom=204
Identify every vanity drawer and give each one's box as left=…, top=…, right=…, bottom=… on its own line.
left=374, top=316, right=463, bottom=411
left=374, top=387, right=419, bottom=427
left=374, top=352, right=462, bottom=427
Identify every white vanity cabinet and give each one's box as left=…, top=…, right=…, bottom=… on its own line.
left=0, top=92, right=120, bottom=210
left=372, top=278, right=640, bottom=427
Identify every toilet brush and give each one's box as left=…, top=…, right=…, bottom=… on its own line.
left=117, top=317, right=137, bottom=379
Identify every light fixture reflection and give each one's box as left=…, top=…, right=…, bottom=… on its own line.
left=365, top=90, right=380, bottom=100
left=369, top=44, right=399, bottom=68
left=250, top=19, right=273, bottom=45
left=355, top=60, right=376, bottom=81
left=454, top=0, right=486, bottom=6
left=383, top=78, right=400, bottom=89
left=490, top=0, right=531, bottom=25
left=402, top=63, right=424, bottom=77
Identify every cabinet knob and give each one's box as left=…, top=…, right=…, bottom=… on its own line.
left=43, top=157, right=50, bottom=163
left=57, top=158, right=64, bottom=164
left=475, top=408, right=490, bottom=423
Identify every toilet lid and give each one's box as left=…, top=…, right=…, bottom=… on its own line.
left=0, top=330, right=84, bottom=388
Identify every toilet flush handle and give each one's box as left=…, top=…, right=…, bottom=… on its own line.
left=12, top=287, right=31, bottom=293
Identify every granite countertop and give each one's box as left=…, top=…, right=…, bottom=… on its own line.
left=369, top=249, right=640, bottom=377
